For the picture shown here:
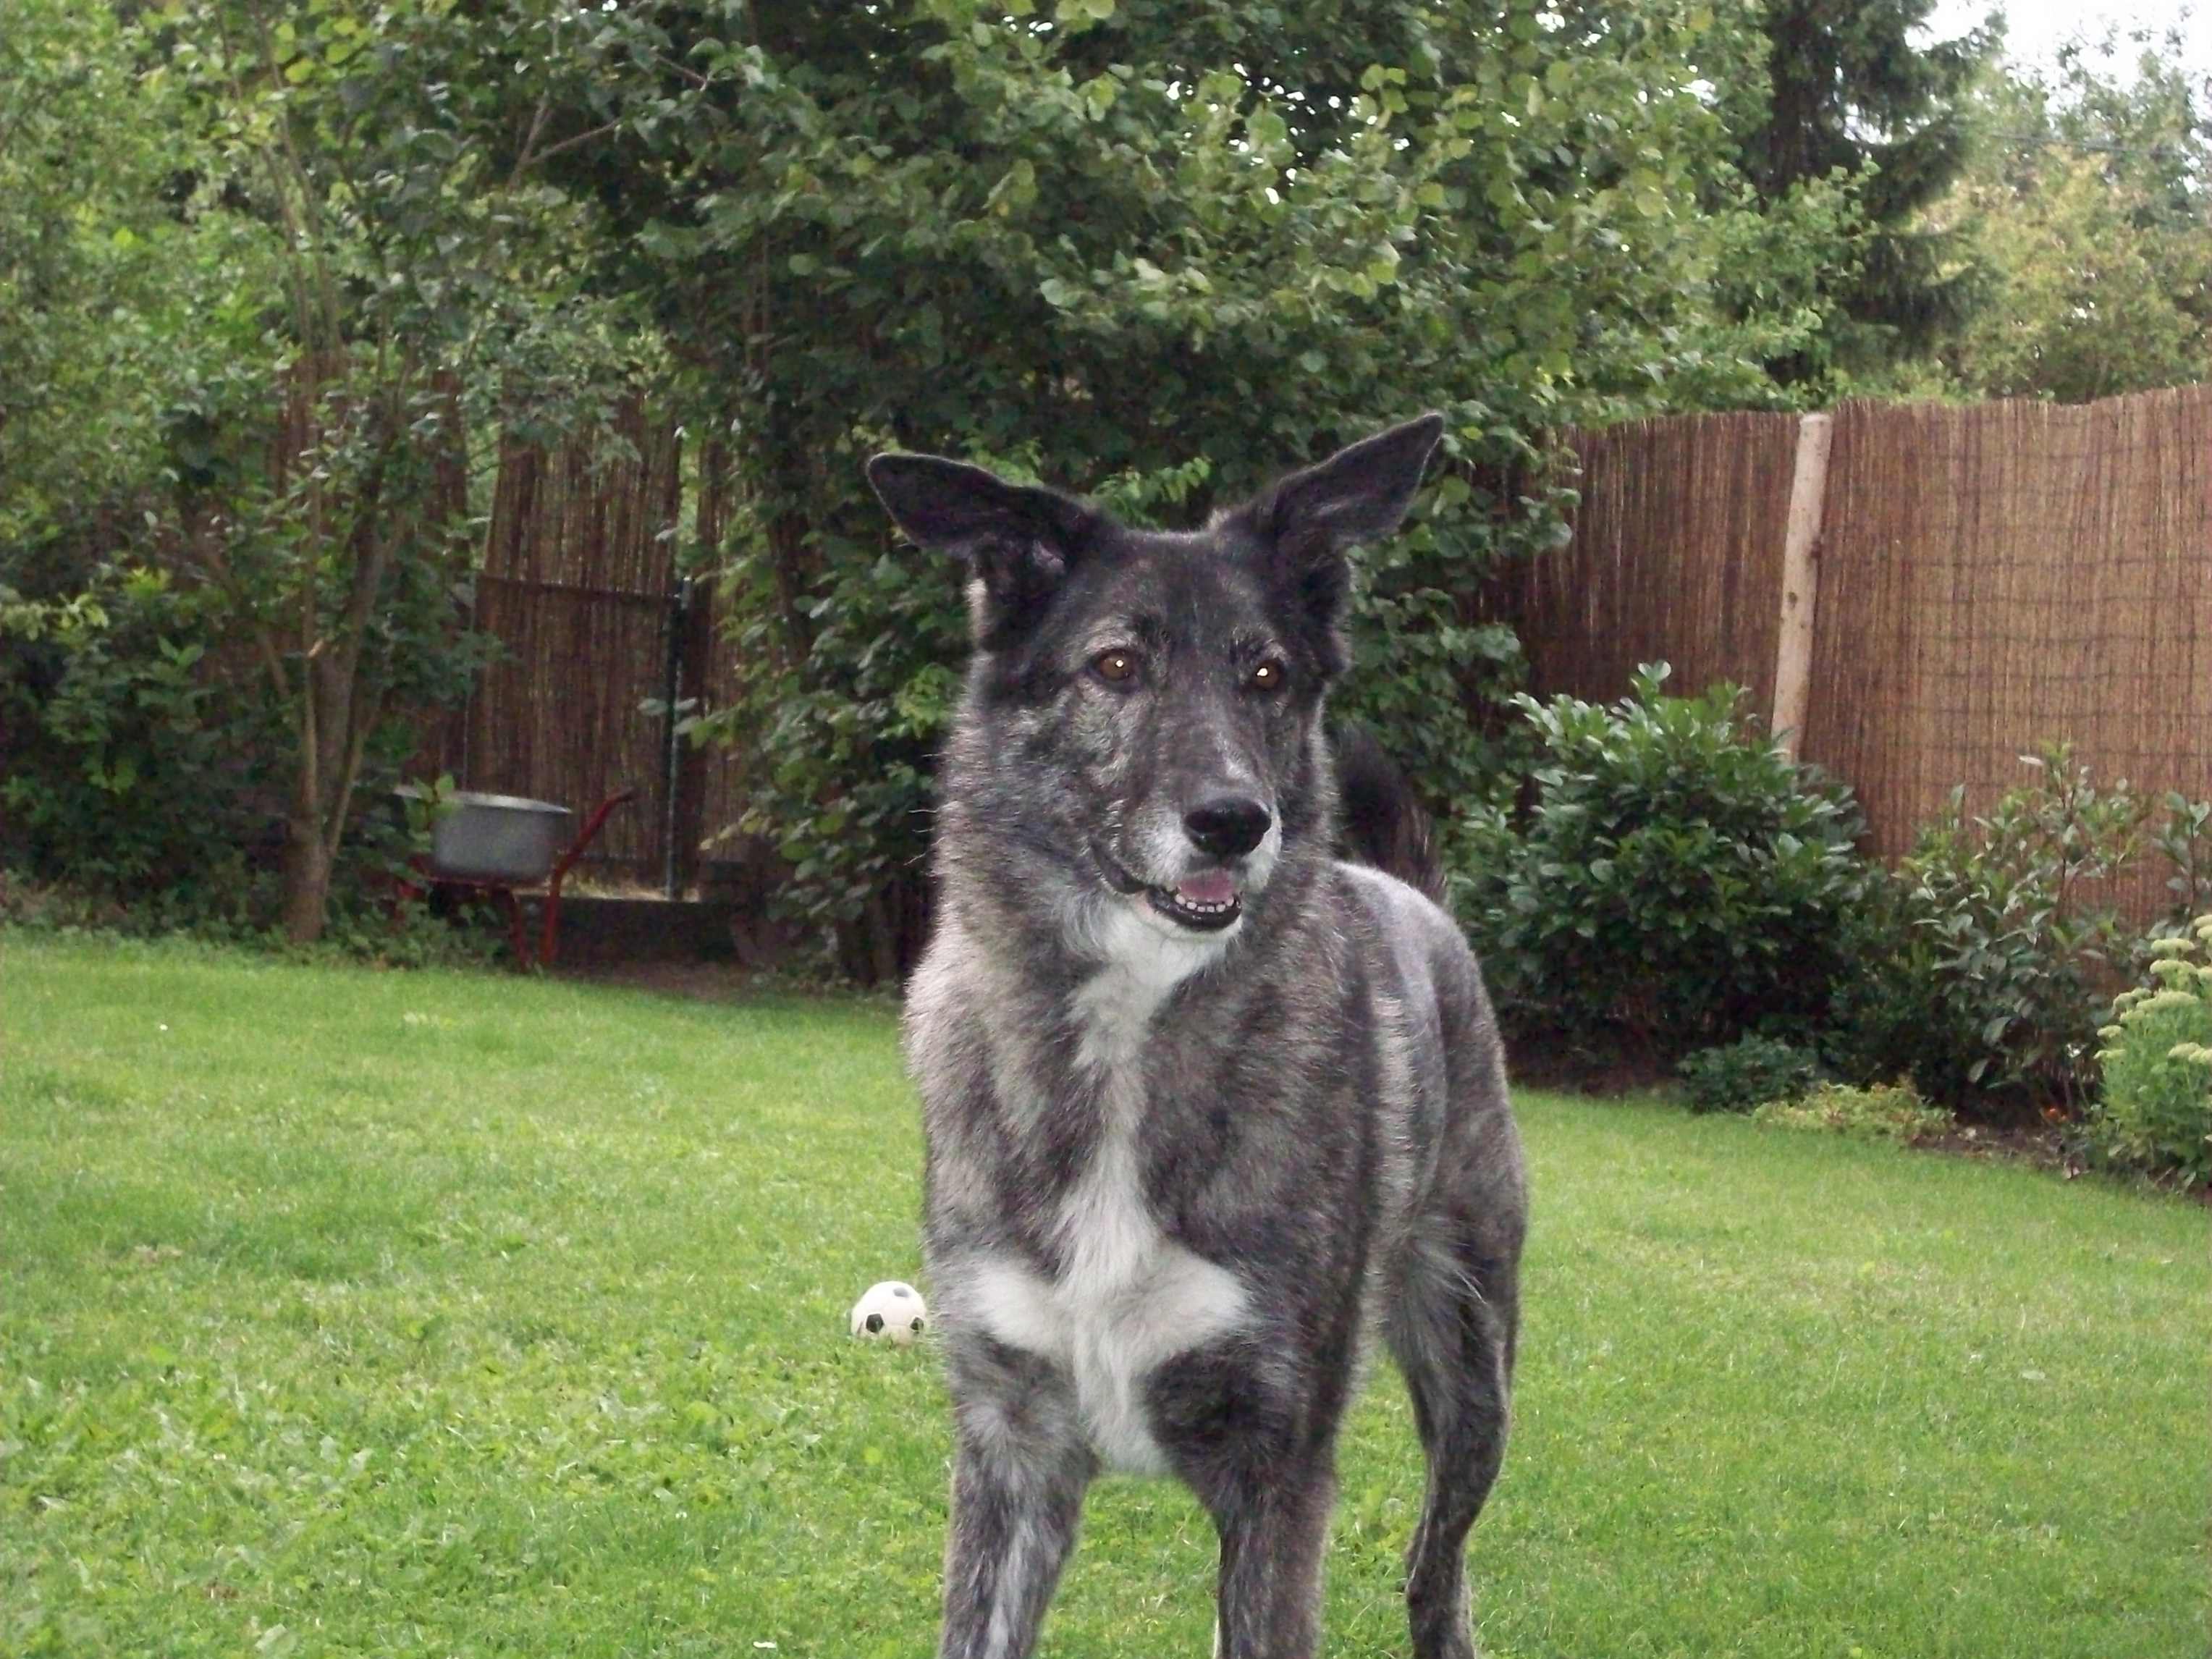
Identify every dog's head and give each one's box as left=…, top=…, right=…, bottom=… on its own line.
left=868, top=415, right=1442, bottom=949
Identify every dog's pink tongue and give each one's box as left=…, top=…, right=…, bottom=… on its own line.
left=1176, top=870, right=1237, bottom=906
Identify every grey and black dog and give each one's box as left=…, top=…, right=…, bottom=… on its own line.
left=866, top=415, right=1527, bottom=1659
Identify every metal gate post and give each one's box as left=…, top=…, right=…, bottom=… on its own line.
left=660, top=578, right=692, bottom=899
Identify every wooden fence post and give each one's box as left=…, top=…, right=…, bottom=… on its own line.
left=1772, top=411, right=1833, bottom=759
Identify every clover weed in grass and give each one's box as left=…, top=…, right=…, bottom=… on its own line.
left=2, top=932, right=2205, bottom=1658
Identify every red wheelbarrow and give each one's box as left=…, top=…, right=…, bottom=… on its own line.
left=400, top=787, right=638, bottom=968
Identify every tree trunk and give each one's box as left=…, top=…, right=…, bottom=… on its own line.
left=282, top=817, right=334, bottom=944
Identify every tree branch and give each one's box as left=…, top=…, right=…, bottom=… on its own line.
left=323, top=670, right=384, bottom=865
left=512, top=119, right=625, bottom=174
left=193, top=520, right=295, bottom=707
left=242, top=0, right=344, bottom=350
left=507, top=93, right=554, bottom=187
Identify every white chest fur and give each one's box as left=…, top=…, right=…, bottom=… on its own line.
left=966, top=919, right=1249, bottom=1474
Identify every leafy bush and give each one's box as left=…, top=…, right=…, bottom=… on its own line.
left=1679, top=1036, right=1823, bottom=1115
left=1754, top=1081, right=1953, bottom=1144
left=1828, top=747, right=2145, bottom=1110
left=1461, top=664, right=1870, bottom=1061
left=1817, top=874, right=1961, bottom=1094
left=2150, top=793, right=2212, bottom=933
left=1, top=564, right=478, bottom=947
left=0, top=567, right=281, bottom=921
left=2087, top=919, right=2212, bottom=1183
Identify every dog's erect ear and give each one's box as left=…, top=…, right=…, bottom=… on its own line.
left=866, top=452, right=1099, bottom=645
left=1240, top=413, right=1445, bottom=662
left=1256, top=413, right=1445, bottom=562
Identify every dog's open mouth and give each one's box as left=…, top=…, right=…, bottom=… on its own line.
left=1093, top=845, right=1244, bottom=933
left=1148, top=868, right=1241, bottom=931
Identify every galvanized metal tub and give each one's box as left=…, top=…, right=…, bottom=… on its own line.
left=401, top=789, right=575, bottom=884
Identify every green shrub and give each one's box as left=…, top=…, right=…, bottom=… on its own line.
left=2087, top=918, right=2212, bottom=1183
left=1461, top=664, right=1870, bottom=1060
left=1679, top=1035, right=1823, bottom=1115
left=1826, top=746, right=2145, bottom=1111
left=0, top=563, right=470, bottom=946
left=1754, top=1081, right=1952, bottom=1143
left=0, top=566, right=280, bottom=921
left=1818, top=874, right=1962, bottom=1094
left=0, top=869, right=505, bottom=972
left=2148, top=792, right=2212, bottom=936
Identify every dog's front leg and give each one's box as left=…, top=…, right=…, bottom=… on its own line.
left=938, top=1335, right=1094, bottom=1659
left=1203, top=1459, right=1336, bottom=1659
left=1151, top=1350, right=1340, bottom=1659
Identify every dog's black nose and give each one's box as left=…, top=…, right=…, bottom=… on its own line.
left=1183, top=797, right=1272, bottom=859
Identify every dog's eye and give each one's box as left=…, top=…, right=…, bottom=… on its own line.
left=1249, top=657, right=1288, bottom=692
left=1092, top=649, right=1139, bottom=685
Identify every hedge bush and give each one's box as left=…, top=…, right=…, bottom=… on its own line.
left=1459, top=664, right=1869, bottom=1063
left=1, top=564, right=468, bottom=943
left=0, top=567, right=278, bottom=922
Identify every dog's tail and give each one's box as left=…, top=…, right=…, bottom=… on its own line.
left=1333, top=724, right=1447, bottom=906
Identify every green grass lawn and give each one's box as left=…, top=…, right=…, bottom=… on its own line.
left=2, top=932, right=2204, bottom=1658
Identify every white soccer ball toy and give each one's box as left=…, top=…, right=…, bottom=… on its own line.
left=850, top=1280, right=929, bottom=1345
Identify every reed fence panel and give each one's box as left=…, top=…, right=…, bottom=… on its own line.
left=439, top=384, right=2210, bottom=924
left=459, top=577, right=675, bottom=874
left=484, top=402, right=683, bottom=590
left=453, top=402, right=687, bottom=882
left=1487, top=384, right=2211, bottom=924
left=1504, top=410, right=1804, bottom=717
left=1803, top=387, right=2211, bottom=920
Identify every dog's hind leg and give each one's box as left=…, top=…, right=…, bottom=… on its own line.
left=1387, top=1222, right=1519, bottom=1659
left=937, top=1338, right=1094, bottom=1659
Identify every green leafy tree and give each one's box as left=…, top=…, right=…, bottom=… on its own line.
left=565, top=0, right=1850, bottom=974
left=1, top=0, right=290, bottom=921
left=1738, top=0, right=1995, bottom=381
left=0, top=0, right=225, bottom=565
left=1, top=0, right=672, bottom=941
left=1928, top=33, right=2211, bottom=401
